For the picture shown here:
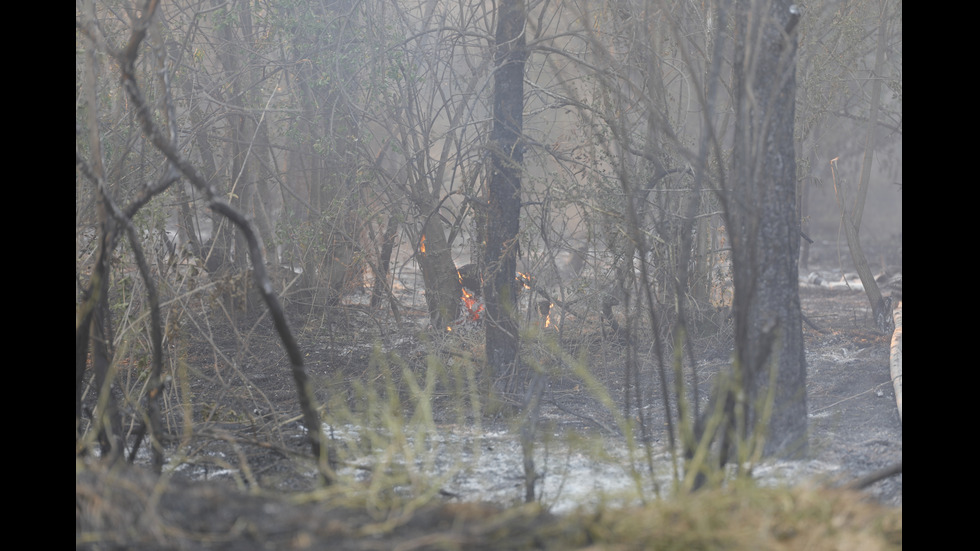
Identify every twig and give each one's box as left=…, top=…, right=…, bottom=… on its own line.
left=547, top=398, right=618, bottom=435
left=846, top=461, right=902, bottom=490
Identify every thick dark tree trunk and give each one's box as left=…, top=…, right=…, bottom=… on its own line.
left=416, top=220, right=462, bottom=329
left=485, top=0, right=526, bottom=394
left=725, top=0, right=807, bottom=460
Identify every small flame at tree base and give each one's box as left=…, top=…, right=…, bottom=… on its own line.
left=537, top=300, right=553, bottom=328
left=457, top=265, right=484, bottom=322
left=462, top=287, right=483, bottom=321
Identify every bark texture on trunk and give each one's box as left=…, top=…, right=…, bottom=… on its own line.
left=726, top=0, right=807, bottom=459
left=485, top=0, right=526, bottom=393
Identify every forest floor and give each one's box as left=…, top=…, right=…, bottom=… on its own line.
left=77, top=243, right=902, bottom=550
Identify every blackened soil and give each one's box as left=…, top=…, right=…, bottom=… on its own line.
left=78, top=266, right=902, bottom=550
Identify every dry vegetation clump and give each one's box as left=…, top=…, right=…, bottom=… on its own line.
left=78, top=458, right=900, bottom=551
left=568, top=482, right=901, bottom=551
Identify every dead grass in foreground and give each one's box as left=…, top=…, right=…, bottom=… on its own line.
left=77, top=459, right=900, bottom=550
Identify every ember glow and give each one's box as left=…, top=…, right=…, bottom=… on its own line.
left=537, top=300, right=554, bottom=329
left=517, top=271, right=532, bottom=290
left=459, top=278, right=483, bottom=321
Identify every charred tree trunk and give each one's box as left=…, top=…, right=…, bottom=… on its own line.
left=485, top=0, right=526, bottom=395
left=416, top=219, right=463, bottom=330
left=370, top=215, right=400, bottom=317
left=723, top=0, right=807, bottom=462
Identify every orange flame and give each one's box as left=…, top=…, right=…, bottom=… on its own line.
left=538, top=300, right=554, bottom=329
left=420, top=234, right=426, bottom=254
left=460, top=284, right=483, bottom=321
left=517, top=271, right=531, bottom=290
